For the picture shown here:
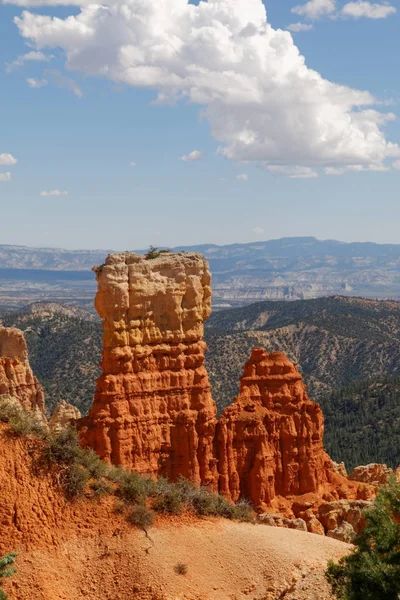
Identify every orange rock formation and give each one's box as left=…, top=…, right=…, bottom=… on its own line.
left=217, top=349, right=335, bottom=508
left=80, top=252, right=218, bottom=487
left=0, top=326, right=45, bottom=414
left=81, top=252, right=374, bottom=516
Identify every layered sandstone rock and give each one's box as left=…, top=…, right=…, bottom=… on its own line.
left=49, top=400, right=82, bottom=434
left=80, top=252, right=218, bottom=487
left=0, top=327, right=45, bottom=414
left=349, top=463, right=393, bottom=486
left=331, top=461, right=348, bottom=479
left=217, top=348, right=335, bottom=508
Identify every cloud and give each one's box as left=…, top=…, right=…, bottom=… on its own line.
left=0, top=153, right=17, bottom=166
left=264, top=165, right=318, bottom=179
left=393, top=160, right=400, bottom=171
left=292, top=0, right=395, bottom=20
left=44, top=69, right=82, bottom=97
left=26, top=77, right=48, bottom=88
left=0, top=173, right=12, bottom=182
left=325, top=163, right=391, bottom=174
left=13, top=0, right=399, bottom=176
left=180, top=150, right=203, bottom=162
left=253, top=227, right=264, bottom=234
left=6, top=50, right=51, bottom=72
left=40, top=189, right=68, bottom=196
left=341, top=1, right=396, bottom=19
left=129, top=161, right=137, bottom=167
left=3, top=0, right=82, bottom=4
left=287, top=23, right=314, bottom=32
left=292, top=0, right=336, bottom=19
left=236, top=174, right=248, bottom=181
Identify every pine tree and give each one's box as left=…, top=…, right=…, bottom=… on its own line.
left=0, top=553, right=17, bottom=600
left=326, top=479, right=400, bottom=599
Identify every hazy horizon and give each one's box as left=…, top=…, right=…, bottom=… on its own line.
left=4, top=234, right=400, bottom=253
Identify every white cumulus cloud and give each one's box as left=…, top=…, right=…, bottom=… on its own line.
left=325, top=163, right=391, bottom=175
left=292, top=0, right=336, bottom=19
left=12, top=0, right=400, bottom=176
left=253, top=227, right=264, bottom=234
left=287, top=23, right=314, bottom=32
left=129, top=161, right=137, bottom=167
left=264, top=165, right=318, bottom=179
left=393, top=160, right=400, bottom=171
left=180, top=150, right=203, bottom=162
left=236, top=174, right=248, bottom=181
left=6, top=50, right=51, bottom=72
left=26, top=77, right=48, bottom=88
left=40, top=189, right=68, bottom=196
left=0, top=153, right=17, bottom=166
left=0, top=172, right=12, bottom=182
left=341, top=1, right=396, bottom=19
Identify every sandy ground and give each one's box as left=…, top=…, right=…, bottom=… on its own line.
left=7, top=519, right=350, bottom=600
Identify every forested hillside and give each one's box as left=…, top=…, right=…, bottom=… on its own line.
left=205, top=295, right=400, bottom=409
left=323, top=377, right=400, bottom=470
left=0, top=303, right=101, bottom=415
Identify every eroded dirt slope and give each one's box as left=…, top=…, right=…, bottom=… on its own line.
left=0, top=425, right=349, bottom=600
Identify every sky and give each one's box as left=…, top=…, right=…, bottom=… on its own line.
left=0, top=0, right=400, bottom=250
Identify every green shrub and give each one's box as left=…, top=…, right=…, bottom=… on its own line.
left=44, top=427, right=81, bottom=465
left=0, top=397, right=47, bottom=439
left=174, top=563, right=188, bottom=576
left=144, top=246, right=172, bottom=260
left=117, top=472, right=157, bottom=504
left=326, top=478, right=400, bottom=599
left=174, top=476, right=196, bottom=495
left=189, top=487, right=220, bottom=516
left=231, top=500, right=254, bottom=522
left=107, top=466, right=127, bottom=484
left=113, top=501, right=126, bottom=514
left=80, top=449, right=108, bottom=479
left=127, top=505, right=155, bottom=531
left=61, top=463, right=90, bottom=499
left=0, top=552, right=17, bottom=600
left=90, top=479, right=113, bottom=497
left=153, top=487, right=183, bottom=514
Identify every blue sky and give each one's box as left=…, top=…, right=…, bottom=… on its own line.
left=0, top=0, right=399, bottom=250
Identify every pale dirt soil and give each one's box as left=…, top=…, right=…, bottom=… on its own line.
left=7, top=520, right=350, bottom=600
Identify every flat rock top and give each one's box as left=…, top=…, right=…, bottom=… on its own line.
left=100, top=251, right=206, bottom=268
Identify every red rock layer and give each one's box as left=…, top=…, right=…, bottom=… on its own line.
left=0, top=327, right=45, bottom=413
left=217, top=348, right=335, bottom=508
left=80, top=252, right=218, bottom=488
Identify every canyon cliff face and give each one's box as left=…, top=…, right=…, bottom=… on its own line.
left=217, top=349, right=334, bottom=508
left=0, top=326, right=45, bottom=414
left=80, top=252, right=218, bottom=487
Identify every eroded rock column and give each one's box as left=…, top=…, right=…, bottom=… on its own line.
left=80, top=252, right=218, bottom=487
left=0, top=327, right=45, bottom=414
left=217, top=348, right=334, bottom=508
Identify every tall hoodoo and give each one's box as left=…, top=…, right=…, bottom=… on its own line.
left=0, top=326, right=45, bottom=414
left=80, top=252, right=218, bottom=487
left=217, top=348, right=334, bottom=508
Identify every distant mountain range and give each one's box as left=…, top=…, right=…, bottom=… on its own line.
left=2, top=237, right=400, bottom=311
